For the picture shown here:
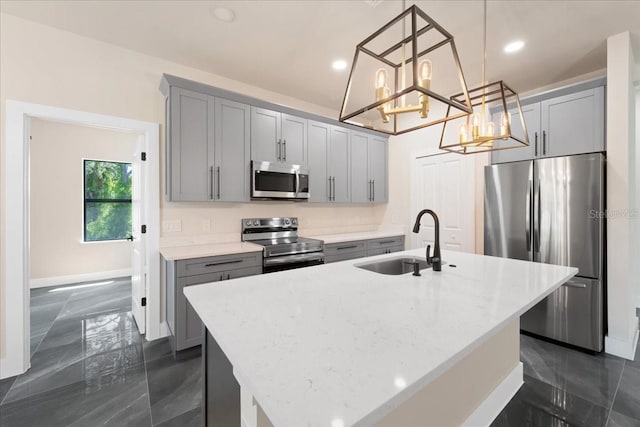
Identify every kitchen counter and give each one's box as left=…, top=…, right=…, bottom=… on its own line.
left=159, top=241, right=263, bottom=261
left=185, top=249, right=577, bottom=426
left=309, top=230, right=405, bottom=244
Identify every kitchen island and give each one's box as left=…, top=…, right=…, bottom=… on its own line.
left=185, top=249, right=577, bottom=427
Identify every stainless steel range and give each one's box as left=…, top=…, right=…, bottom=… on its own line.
left=241, top=217, right=324, bottom=273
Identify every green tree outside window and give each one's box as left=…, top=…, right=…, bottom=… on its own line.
left=84, top=160, right=132, bottom=241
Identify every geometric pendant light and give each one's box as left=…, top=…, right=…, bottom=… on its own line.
left=439, top=0, right=529, bottom=154
left=338, top=3, right=473, bottom=136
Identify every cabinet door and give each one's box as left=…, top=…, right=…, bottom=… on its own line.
left=251, top=107, right=280, bottom=163
left=225, top=266, right=262, bottom=280
left=170, top=87, right=215, bottom=200
left=215, top=98, right=250, bottom=202
left=369, top=137, right=387, bottom=203
left=178, top=273, right=224, bottom=350
left=308, top=120, right=330, bottom=202
left=541, top=86, right=605, bottom=158
left=350, top=132, right=370, bottom=203
left=491, top=103, right=539, bottom=164
left=281, top=114, right=307, bottom=166
left=329, top=126, right=351, bottom=203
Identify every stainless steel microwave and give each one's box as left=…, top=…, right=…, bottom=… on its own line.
left=251, top=161, right=310, bottom=200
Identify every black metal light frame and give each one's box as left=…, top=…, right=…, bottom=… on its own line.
left=338, top=5, right=473, bottom=136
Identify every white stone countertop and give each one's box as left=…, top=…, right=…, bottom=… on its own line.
left=309, top=230, right=405, bottom=245
left=160, top=242, right=263, bottom=261
left=184, top=249, right=577, bottom=427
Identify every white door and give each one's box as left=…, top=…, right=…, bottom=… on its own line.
left=131, top=136, right=146, bottom=334
left=411, top=153, right=475, bottom=254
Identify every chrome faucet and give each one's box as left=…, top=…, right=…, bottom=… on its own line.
left=412, top=209, right=442, bottom=272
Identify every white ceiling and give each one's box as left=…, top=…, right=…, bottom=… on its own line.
left=2, top=1, right=639, bottom=113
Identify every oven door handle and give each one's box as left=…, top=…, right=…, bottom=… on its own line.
left=263, top=253, right=325, bottom=266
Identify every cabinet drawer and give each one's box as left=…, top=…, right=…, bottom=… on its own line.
left=365, top=236, right=404, bottom=250
left=177, top=252, right=261, bottom=277
left=366, top=245, right=404, bottom=257
left=324, top=240, right=366, bottom=256
left=325, top=251, right=366, bottom=264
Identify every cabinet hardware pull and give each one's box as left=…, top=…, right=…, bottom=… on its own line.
left=372, top=180, right=375, bottom=202
left=379, top=240, right=395, bottom=244
left=542, top=131, right=547, bottom=155
left=337, top=245, right=358, bottom=250
left=209, top=166, right=214, bottom=199
left=283, top=140, right=287, bottom=161
left=216, top=166, right=221, bottom=200
left=227, top=273, right=231, bottom=280
left=367, top=180, right=371, bottom=201
left=277, top=139, right=281, bottom=161
left=534, top=132, right=538, bottom=157
left=563, top=281, right=587, bottom=289
left=328, top=177, right=332, bottom=201
left=220, top=274, right=223, bottom=281
left=204, top=259, right=244, bottom=267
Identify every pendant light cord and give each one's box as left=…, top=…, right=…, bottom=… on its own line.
left=482, top=0, right=487, bottom=86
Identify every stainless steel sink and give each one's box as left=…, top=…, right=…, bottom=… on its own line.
left=355, top=256, right=434, bottom=275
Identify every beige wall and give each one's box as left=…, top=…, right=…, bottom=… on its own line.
left=29, top=118, right=137, bottom=282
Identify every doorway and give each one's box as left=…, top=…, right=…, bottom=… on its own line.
left=410, top=152, right=475, bottom=253
left=2, top=101, right=161, bottom=378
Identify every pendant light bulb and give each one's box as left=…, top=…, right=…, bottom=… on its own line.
left=459, top=123, right=468, bottom=143
left=419, top=60, right=432, bottom=81
left=375, top=69, right=388, bottom=89
left=500, top=112, right=511, bottom=135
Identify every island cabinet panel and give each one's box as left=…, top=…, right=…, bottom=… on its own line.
left=491, top=83, right=605, bottom=164
left=251, top=107, right=308, bottom=166
left=169, top=87, right=215, bottom=201
left=165, top=252, right=261, bottom=353
left=365, top=236, right=405, bottom=256
left=307, top=120, right=330, bottom=202
left=351, top=132, right=388, bottom=203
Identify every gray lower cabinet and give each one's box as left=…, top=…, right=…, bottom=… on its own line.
left=324, top=236, right=405, bottom=263
left=165, top=252, right=261, bottom=353
left=165, top=85, right=250, bottom=201
left=351, top=132, right=387, bottom=203
left=491, top=83, right=605, bottom=164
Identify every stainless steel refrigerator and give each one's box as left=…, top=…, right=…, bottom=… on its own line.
left=484, top=153, right=605, bottom=352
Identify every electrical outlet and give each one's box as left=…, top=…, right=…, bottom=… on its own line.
left=202, top=219, right=211, bottom=232
left=163, top=219, right=182, bottom=232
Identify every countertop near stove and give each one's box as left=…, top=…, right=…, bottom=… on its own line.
left=308, top=230, right=405, bottom=245
left=160, top=242, right=263, bottom=261
left=185, top=249, right=577, bottom=427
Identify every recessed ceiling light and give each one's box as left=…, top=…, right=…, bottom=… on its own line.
left=212, top=7, right=236, bottom=23
left=332, top=59, right=348, bottom=71
left=504, top=40, right=525, bottom=54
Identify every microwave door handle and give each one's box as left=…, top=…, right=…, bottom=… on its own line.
left=295, top=170, right=300, bottom=197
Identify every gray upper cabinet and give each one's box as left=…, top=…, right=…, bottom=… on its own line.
left=251, top=107, right=308, bottom=166
left=281, top=113, right=307, bottom=165
left=308, top=120, right=330, bottom=202
left=541, top=87, right=605, bottom=157
left=214, top=98, right=251, bottom=202
left=350, top=132, right=387, bottom=203
left=251, top=107, right=281, bottom=163
left=329, top=126, right=351, bottom=203
left=492, top=83, right=605, bottom=164
left=169, top=87, right=215, bottom=201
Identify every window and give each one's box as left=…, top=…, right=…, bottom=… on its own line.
left=83, top=160, right=132, bottom=242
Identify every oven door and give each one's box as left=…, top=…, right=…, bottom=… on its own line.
left=263, top=252, right=324, bottom=273
left=252, top=161, right=309, bottom=200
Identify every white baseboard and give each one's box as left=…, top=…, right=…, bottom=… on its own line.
left=0, top=356, right=27, bottom=380
left=605, top=328, right=640, bottom=360
left=462, top=362, right=524, bottom=427
left=29, top=269, right=132, bottom=289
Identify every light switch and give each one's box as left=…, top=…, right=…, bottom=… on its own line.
left=163, top=219, right=182, bottom=232
left=202, top=219, right=211, bottom=232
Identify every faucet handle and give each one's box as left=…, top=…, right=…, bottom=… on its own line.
left=426, top=244, right=432, bottom=262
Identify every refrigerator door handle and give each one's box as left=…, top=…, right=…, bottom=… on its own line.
left=563, top=281, right=587, bottom=289
left=534, top=178, right=541, bottom=256
left=526, top=180, right=532, bottom=252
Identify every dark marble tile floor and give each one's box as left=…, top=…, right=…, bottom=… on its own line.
left=0, top=278, right=202, bottom=427
left=492, top=334, right=640, bottom=427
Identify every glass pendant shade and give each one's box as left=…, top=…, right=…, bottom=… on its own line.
left=438, top=81, right=529, bottom=154
left=338, top=5, right=473, bottom=136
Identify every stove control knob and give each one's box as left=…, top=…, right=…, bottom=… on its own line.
left=245, top=220, right=252, bottom=227
left=284, top=218, right=291, bottom=225
left=253, top=220, right=260, bottom=226
left=291, top=218, right=297, bottom=225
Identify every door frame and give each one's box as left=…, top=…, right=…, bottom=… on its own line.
left=409, top=150, right=476, bottom=251
left=2, top=100, right=163, bottom=379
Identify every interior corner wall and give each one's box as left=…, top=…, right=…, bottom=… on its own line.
left=29, top=118, right=138, bottom=285
left=605, top=31, right=637, bottom=359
